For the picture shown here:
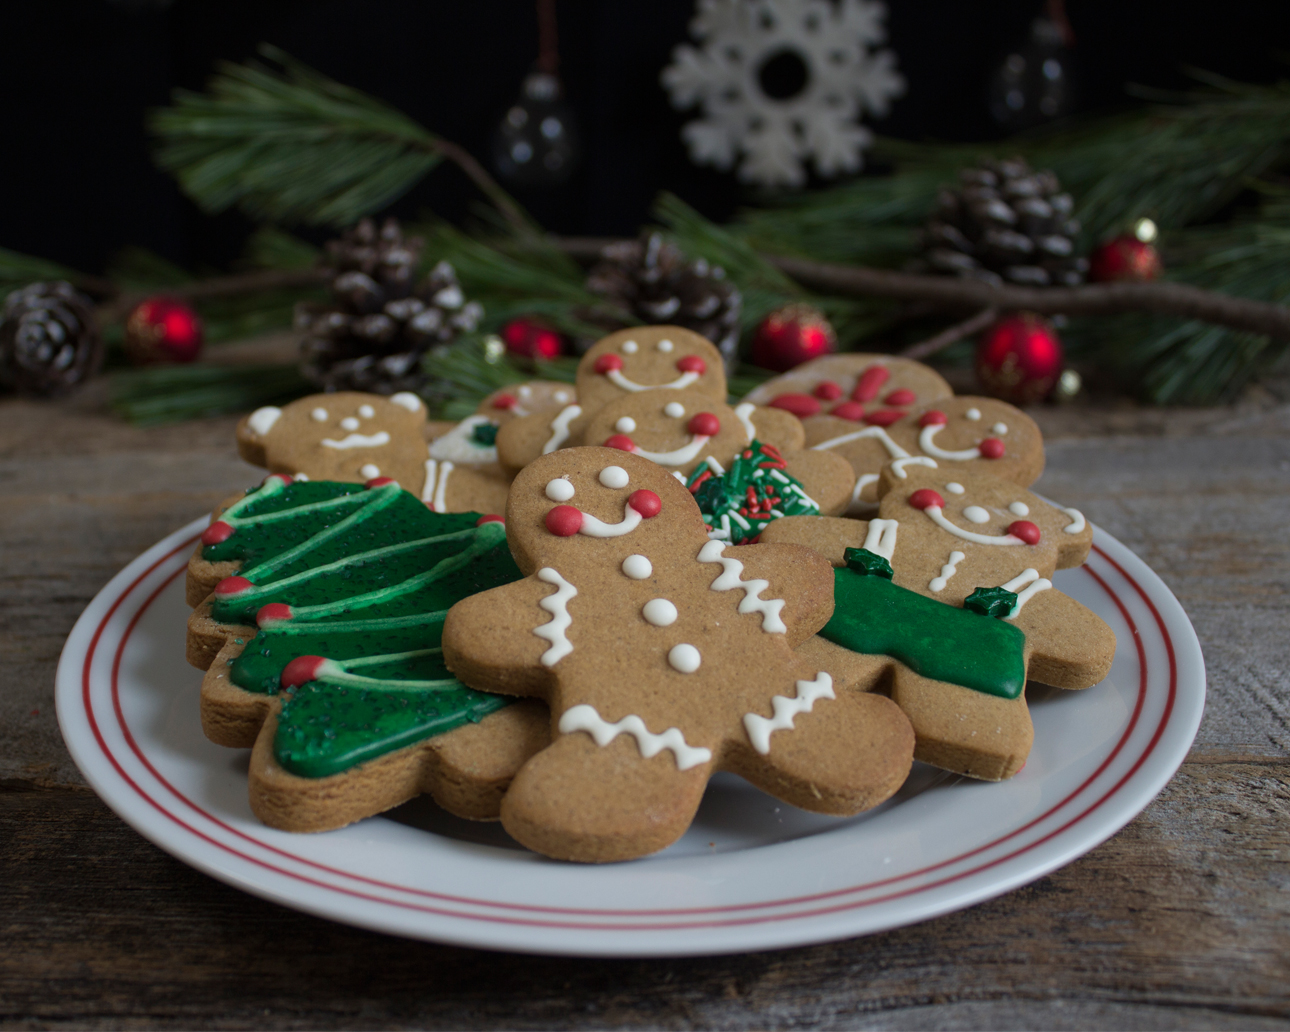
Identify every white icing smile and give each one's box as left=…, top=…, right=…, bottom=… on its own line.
left=922, top=505, right=1025, bottom=546
left=605, top=368, right=700, bottom=393
left=918, top=423, right=981, bottom=461
left=576, top=501, right=644, bottom=538
left=321, top=431, right=391, bottom=450
left=630, top=434, right=712, bottom=465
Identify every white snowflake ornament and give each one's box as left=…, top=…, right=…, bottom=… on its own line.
left=662, top=0, right=905, bottom=188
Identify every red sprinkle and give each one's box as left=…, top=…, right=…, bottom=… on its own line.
left=884, top=388, right=916, bottom=406
left=830, top=401, right=865, bottom=422
left=676, top=355, right=707, bottom=374
left=604, top=433, right=637, bottom=452
left=365, top=476, right=398, bottom=488
left=628, top=489, right=662, bottom=518
left=200, top=520, right=234, bottom=546
left=768, top=393, right=821, bottom=417
left=688, top=412, right=721, bottom=436
left=688, top=470, right=711, bottom=494
left=256, top=603, right=293, bottom=627
left=979, top=437, right=1006, bottom=459
left=909, top=488, right=945, bottom=511
left=214, top=575, right=254, bottom=597
left=545, top=505, right=583, bottom=536
left=1008, top=520, right=1042, bottom=545
left=813, top=380, right=843, bottom=401
left=594, top=353, right=623, bottom=374
left=864, top=409, right=904, bottom=426
left=491, top=393, right=517, bottom=410
left=475, top=514, right=505, bottom=526
left=281, top=655, right=328, bottom=689
left=852, top=366, right=890, bottom=402
left=919, top=410, right=948, bottom=427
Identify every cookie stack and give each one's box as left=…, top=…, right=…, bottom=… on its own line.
left=184, top=327, right=1114, bottom=862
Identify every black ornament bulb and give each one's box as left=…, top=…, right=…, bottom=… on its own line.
left=988, top=15, right=1075, bottom=131
left=491, top=72, right=581, bottom=188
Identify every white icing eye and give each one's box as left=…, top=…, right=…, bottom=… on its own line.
left=360, top=463, right=381, bottom=479
left=663, top=402, right=685, bottom=418
left=668, top=643, right=701, bottom=673
left=389, top=392, right=421, bottom=412
left=359, top=404, right=375, bottom=419
left=1009, top=501, right=1030, bottom=516
left=642, top=599, right=678, bottom=626
left=622, top=340, right=639, bottom=354
left=554, top=390, right=570, bottom=403
left=993, top=422, right=1008, bottom=435
left=615, top=416, right=638, bottom=433
left=341, top=417, right=360, bottom=431
left=657, top=339, right=674, bottom=353
left=965, top=408, right=982, bottom=421
left=311, top=407, right=328, bottom=422
left=946, top=482, right=966, bottom=494
left=247, top=406, right=281, bottom=437
left=519, top=385, right=533, bottom=397
left=545, top=478, right=576, bottom=502
left=599, top=466, right=629, bottom=489
left=963, top=505, right=991, bottom=524
left=622, top=554, right=652, bottom=579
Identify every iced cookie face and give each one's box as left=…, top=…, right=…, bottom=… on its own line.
left=744, top=353, right=954, bottom=416
left=478, top=381, right=577, bottom=425
left=575, top=326, right=727, bottom=414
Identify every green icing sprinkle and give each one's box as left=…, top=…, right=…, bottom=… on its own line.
left=821, top=566, right=1028, bottom=700
left=685, top=440, right=818, bottom=544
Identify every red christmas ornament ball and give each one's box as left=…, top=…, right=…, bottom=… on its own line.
left=750, top=303, right=836, bottom=372
left=975, top=313, right=1065, bottom=405
left=1088, top=235, right=1163, bottom=283
left=123, top=297, right=203, bottom=365
left=501, top=317, right=565, bottom=361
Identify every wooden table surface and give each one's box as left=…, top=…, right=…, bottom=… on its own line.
left=2, top=379, right=1288, bottom=1030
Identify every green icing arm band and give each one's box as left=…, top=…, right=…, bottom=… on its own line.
left=821, top=561, right=1028, bottom=700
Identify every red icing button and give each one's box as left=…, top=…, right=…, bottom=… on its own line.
left=979, top=437, right=1006, bottom=459
left=768, top=393, right=821, bottom=417
left=628, top=489, right=662, bottom=518
left=1008, top=520, right=1042, bottom=545
left=884, top=388, right=916, bottom=406
left=491, top=393, right=517, bottom=410
left=909, top=488, right=945, bottom=511
left=546, top=505, right=583, bottom=536
left=676, top=355, right=707, bottom=374
left=200, top=520, right=234, bottom=546
left=604, top=433, right=637, bottom=452
left=864, top=409, right=904, bottom=426
left=918, top=410, right=948, bottom=427
left=830, top=400, right=865, bottom=422
left=256, top=603, right=293, bottom=626
left=813, top=380, right=843, bottom=401
left=688, top=412, right=721, bottom=436
left=594, top=353, right=623, bottom=374
left=214, top=575, right=253, bottom=597
left=262, top=473, right=293, bottom=487
left=365, top=477, right=398, bottom=488
left=281, top=655, right=328, bottom=689
left=852, top=366, right=890, bottom=402
left=475, top=514, right=505, bottom=526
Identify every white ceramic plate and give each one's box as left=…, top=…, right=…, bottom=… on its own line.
left=57, top=515, right=1204, bottom=957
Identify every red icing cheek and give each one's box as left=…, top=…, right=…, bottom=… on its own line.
left=768, top=393, right=821, bottom=417
left=546, top=505, right=583, bottom=536
left=864, top=409, right=904, bottom=426
left=256, top=603, right=293, bottom=627
left=366, top=476, right=398, bottom=488
left=885, top=388, right=916, bottom=406
left=688, top=412, right=721, bottom=436
left=594, top=353, right=623, bottom=374
left=676, top=355, right=706, bottom=375
left=830, top=401, right=865, bottom=421
left=201, top=520, right=234, bottom=546
left=979, top=437, right=1006, bottom=459
left=604, top=433, right=637, bottom=452
left=909, top=489, right=945, bottom=511
left=281, top=655, right=328, bottom=689
left=214, top=576, right=254, bottom=597
left=852, top=366, right=890, bottom=402
left=492, top=393, right=517, bottom=410
left=628, top=489, right=662, bottom=518
left=475, top=514, right=505, bottom=526
left=919, top=410, right=948, bottom=427
left=1008, top=520, right=1042, bottom=545
left=813, top=380, right=843, bottom=401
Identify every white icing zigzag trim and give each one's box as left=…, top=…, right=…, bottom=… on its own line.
left=743, top=671, right=835, bottom=755
left=534, top=567, right=577, bottom=666
left=891, top=456, right=937, bottom=479
left=1061, top=506, right=1086, bottom=534
left=559, top=704, right=711, bottom=770
left=929, top=550, right=965, bottom=592
left=321, top=431, right=392, bottom=450
left=697, top=540, right=787, bottom=633
left=733, top=402, right=757, bottom=443
left=1002, top=568, right=1053, bottom=617
left=605, top=369, right=700, bottom=393
left=542, top=404, right=583, bottom=454
left=811, top=425, right=909, bottom=459
left=421, top=459, right=454, bottom=512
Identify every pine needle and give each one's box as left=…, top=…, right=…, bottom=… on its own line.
left=109, top=363, right=312, bottom=426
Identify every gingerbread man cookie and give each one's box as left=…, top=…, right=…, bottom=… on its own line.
left=761, top=460, right=1114, bottom=781
left=441, top=447, right=914, bottom=862
left=744, top=353, right=954, bottom=416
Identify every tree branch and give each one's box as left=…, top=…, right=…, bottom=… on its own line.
left=96, top=268, right=329, bottom=326
left=428, top=139, right=534, bottom=237
left=900, top=308, right=999, bottom=360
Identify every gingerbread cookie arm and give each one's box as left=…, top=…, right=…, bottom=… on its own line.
left=495, top=406, right=590, bottom=473
left=442, top=579, right=568, bottom=698
left=780, top=450, right=857, bottom=518
left=746, top=405, right=807, bottom=451
left=1015, top=590, right=1116, bottom=690
left=793, top=634, right=892, bottom=693
left=705, top=541, right=836, bottom=647
left=759, top=514, right=869, bottom=566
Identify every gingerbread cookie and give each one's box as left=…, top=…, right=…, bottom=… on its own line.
left=441, top=447, right=914, bottom=862
left=478, top=381, right=577, bottom=424
left=186, top=475, right=548, bottom=830
left=237, top=391, right=510, bottom=515
left=744, top=353, right=954, bottom=414
left=761, top=459, right=1114, bottom=780
left=495, top=327, right=727, bottom=473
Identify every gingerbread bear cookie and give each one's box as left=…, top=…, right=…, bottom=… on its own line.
left=186, top=474, right=548, bottom=831
left=495, top=327, right=726, bottom=473
left=760, top=459, right=1114, bottom=781
left=441, top=447, right=915, bottom=863
left=237, top=391, right=509, bottom=515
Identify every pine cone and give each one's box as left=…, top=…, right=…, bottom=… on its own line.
left=298, top=218, right=482, bottom=395
left=586, top=233, right=742, bottom=368
left=0, top=281, right=102, bottom=396
left=918, top=158, right=1087, bottom=288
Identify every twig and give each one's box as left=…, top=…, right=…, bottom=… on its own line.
left=900, top=308, right=999, bottom=360
left=429, top=139, right=533, bottom=237
left=96, top=268, right=329, bottom=325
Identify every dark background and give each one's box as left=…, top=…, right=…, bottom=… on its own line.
left=2, top=0, right=1287, bottom=276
